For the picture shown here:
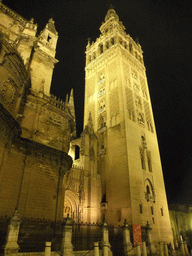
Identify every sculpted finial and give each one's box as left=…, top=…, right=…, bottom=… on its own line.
left=108, top=3, right=115, bottom=10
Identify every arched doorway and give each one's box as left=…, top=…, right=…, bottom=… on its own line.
left=64, top=190, right=79, bottom=222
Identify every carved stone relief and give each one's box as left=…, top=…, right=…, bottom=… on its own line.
left=0, top=78, right=17, bottom=111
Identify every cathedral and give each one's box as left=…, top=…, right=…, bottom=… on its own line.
left=0, top=2, right=177, bottom=255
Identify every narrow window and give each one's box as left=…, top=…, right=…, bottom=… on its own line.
left=151, top=206, right=154, bottom=215
left=48, top=35, right=52, bottom=42
left=111, top=38, right=115, bottom=45
left=147, top=151, right=152, bottom=172
left=160, top=207, right=164, bottom=216
left=129, top=42, right=132, bottom=52
left=152, top=217, right=155, bottom=224
left=99, top=44, right=103, bottom=54
left=106, top=41, right=109, bottom=49
left=140, top=147, right=146, bottom=169
left=75, top=145, right=80, bottom=160
left=139, top=204, right=143, bottom=214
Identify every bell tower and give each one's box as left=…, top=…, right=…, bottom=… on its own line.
left=84, top=8, right=173, bottom=243
left=30, top=18, right=58, bottom=95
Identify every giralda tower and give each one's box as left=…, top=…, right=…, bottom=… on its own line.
left=84, top=8, right=172, bottom=243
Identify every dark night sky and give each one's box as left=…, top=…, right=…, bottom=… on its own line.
left=3, top=0, right=192, bottom=204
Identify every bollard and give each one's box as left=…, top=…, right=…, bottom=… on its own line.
left=136, top=242, right=141, bottom=256
left=45, top=242, right=52, bottom=256
left=164, top=243, right=169, bottom=256
left=159, top=242, right=164, bottom=256
left=184, top=241, right=189, bottom=256
left=142, top=241, right=147, bottom=256
left=146, top=222, right=156, bottom=254
left=61, top=214, right=74, bottom=256
left=94, top=242, right=99, bottom=256
left=102, top=221, right=111, bottom=256
left=123, top=219, right=133, bottom=256
left=3, top=210, right=21, bottom=254
left=103, top=242, right=109, bottom=256
left=180, top=241, right=186, bottom=256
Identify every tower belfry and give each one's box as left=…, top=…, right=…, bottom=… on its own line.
left=84, top=8, right=173, bottom=243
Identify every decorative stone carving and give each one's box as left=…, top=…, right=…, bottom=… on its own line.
left=0, top=78, right=17, bottom=110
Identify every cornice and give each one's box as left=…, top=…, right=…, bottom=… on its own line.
left=0, top=3, right=27, bottom=26
left=33, top=46, right=58, bottom=66
left=15, top=137, right=73, bottom=174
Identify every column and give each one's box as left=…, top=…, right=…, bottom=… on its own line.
left=61, top=214, right=74, bottom=256
left=122, top=219, right=132, bottom=255
left=102, top=221, right=111, bottom=256
left=159, top=241, right=164, bottom=256
left=45, top=242, right=52, bottom=256
left=94, top=242, right=99, bottom=256
left=3, top=210, right=21, bottom=254
left=164, top=243, right=169, bottom=256
left=180, top=241, right=186, bottom=256
left=142, top=241, right=147, bottom=256
left=146, top=222, right=156, bottom=254
left=184, top=241, right=189, bottom=256
left=136, top=242, right=141, bottom=256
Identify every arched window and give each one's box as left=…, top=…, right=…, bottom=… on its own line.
left=145, top=179, right=155, bottom=202
left=106, top=41, right=110, bottom=49
left=119, top=38, right=123, bottom=45
left=111, top=37, right=115, bottom=45
left=98, top=87, right=105, bottom=97
left=99, top=100, right=105, bottom=113
left=75, top=145, right=80, bottom=160
left=129, top=42, right=132, bottom=52
left=93, top=52, right=96, bottom=59
left=146, top=185, right=150, bottom=194
left=147, top=151, right=152, bottom=172
left=140, top=147, right=146, bottom=170
left=138, top=113, right=144, bottom=125
left=99, top=44, right=103, bottom=55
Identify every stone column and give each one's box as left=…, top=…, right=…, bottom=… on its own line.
left=123, top=219, right=132, bottom=255
left=45, top=242, right=52, bottom=256
left=180, top=241, right=186, bottom=256
left=146, top=222, right=156, bottom=254
left=184, top=241, right=189, bottom=256
left=142, top=241, right=147, bottom=256
left=159, top=241, right=164, bottom=256
left=136, top=242, right=141, bottom=256
left=61, top=214, right=74, bottom=256
left=102, top=221, right=111, bottom=256
left=164, top=243, right=169, bottom=256
left=94, top=242, right=100, bottom=256
left=3, top=210, right=21, bottom=254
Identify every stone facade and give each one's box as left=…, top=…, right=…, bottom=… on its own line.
left=169, top=204, right=192, bottom=249
left=0, top=2, right=177, bottom=255
left=0, top=1, right=74, bottom=231
left=68, top=8, right=173, bottom=251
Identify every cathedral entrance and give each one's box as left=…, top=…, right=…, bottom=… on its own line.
left=64, top=190, right=79, bottom=222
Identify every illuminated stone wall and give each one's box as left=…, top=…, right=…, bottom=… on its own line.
left=83, top=8, right=173, bottom=247
left=0, top=3, right=74, bottom=223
